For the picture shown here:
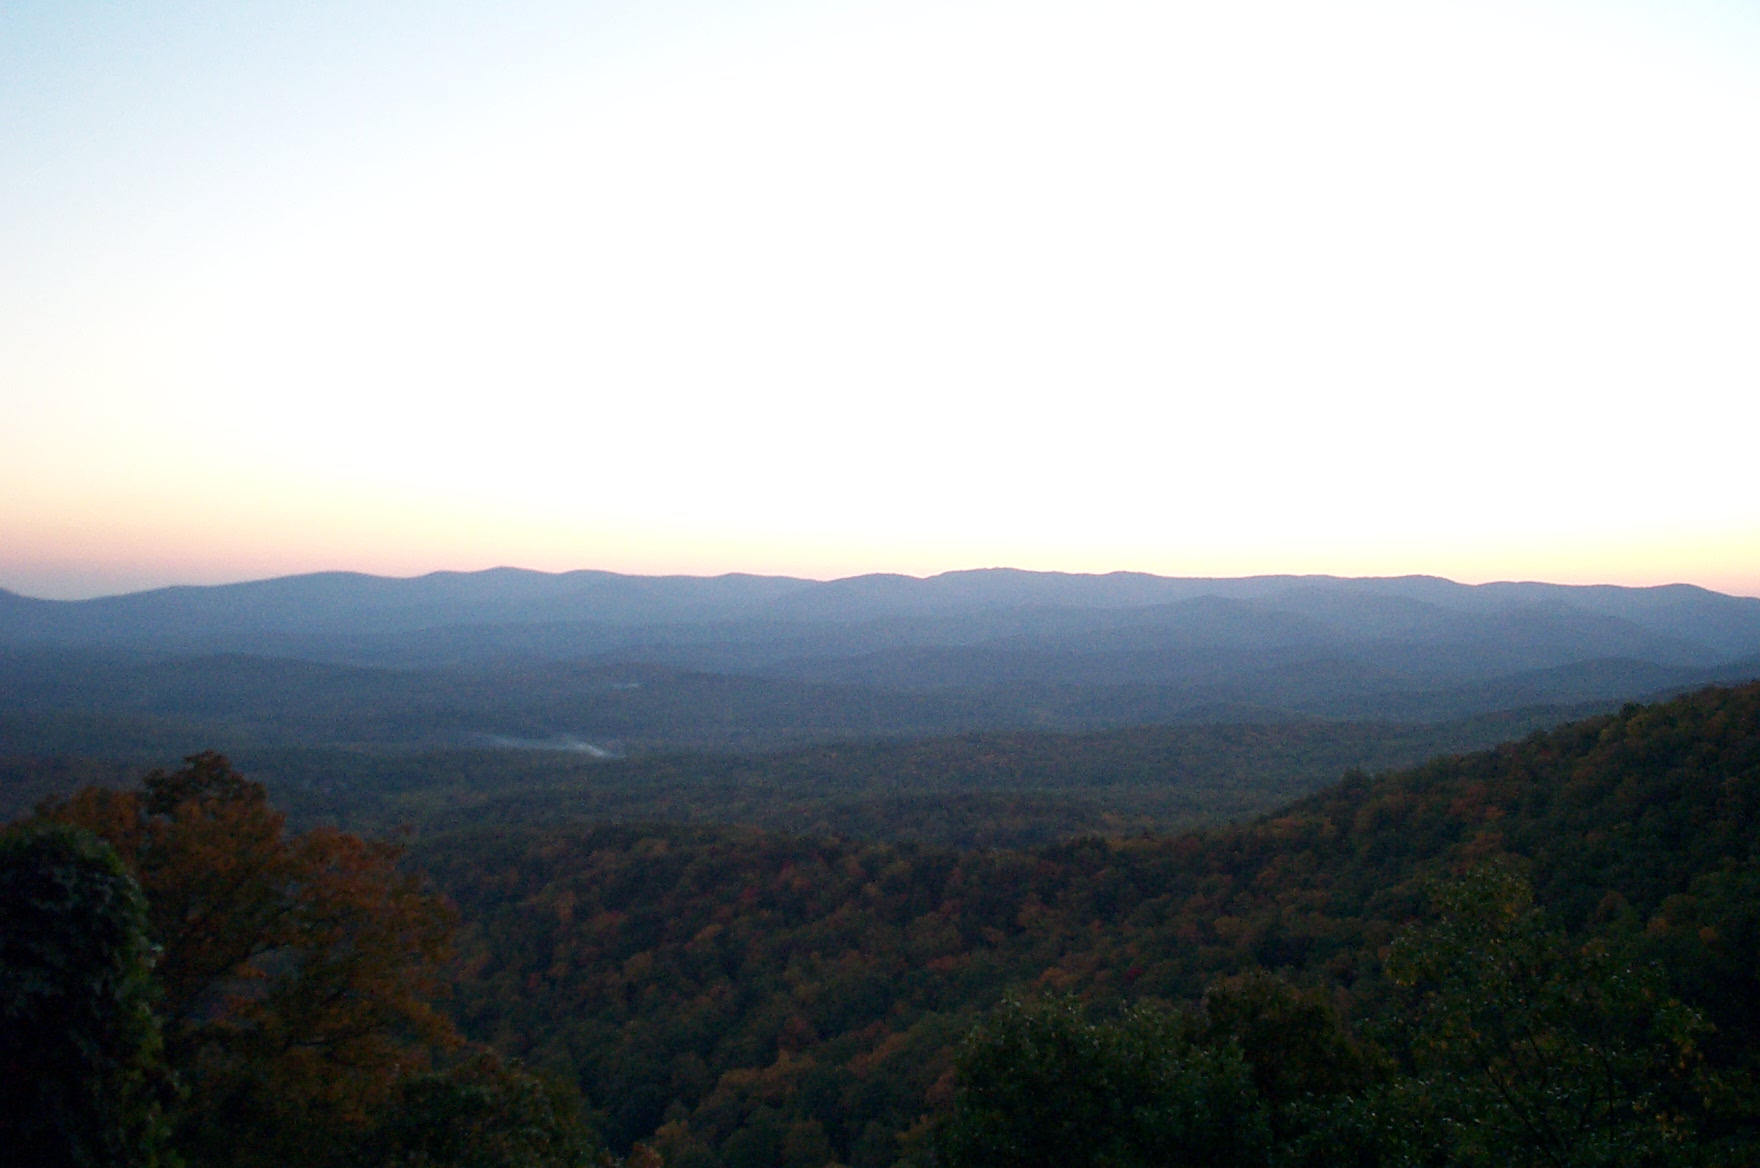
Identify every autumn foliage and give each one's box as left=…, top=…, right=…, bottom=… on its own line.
left=412, top=683, right=1760, bottom=1164
left=12, top=682, right=1760, bottom=1164
left=38, top=752, right=459, bottom=1164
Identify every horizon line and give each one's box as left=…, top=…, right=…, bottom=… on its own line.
left=3, top=564, right=1751, bottom=605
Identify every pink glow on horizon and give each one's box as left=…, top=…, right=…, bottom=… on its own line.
left=6, top=535, right=1758, bottom=603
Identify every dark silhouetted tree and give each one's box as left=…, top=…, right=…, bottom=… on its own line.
left=936, top=994, right=1269, bottom=1168
left=0, top=823, right=173, bottom=1168
left=359, top=1050, right=612, bottom=1168
left=1374, top=861, right=1708, bottom=1168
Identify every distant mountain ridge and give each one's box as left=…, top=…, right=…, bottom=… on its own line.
left=0, top=568, right=810, bottom=641
left=5, top=566, right=1759, bottom=654
left=5, top=568, right=1760, bottom=755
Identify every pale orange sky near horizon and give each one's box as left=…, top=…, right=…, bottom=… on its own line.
left=5, top=0, right=1759, bottom=602
left=7, top=505, right=1758, bottom=601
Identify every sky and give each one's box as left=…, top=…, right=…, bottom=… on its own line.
left=3, top=0, right=1759, bottom=600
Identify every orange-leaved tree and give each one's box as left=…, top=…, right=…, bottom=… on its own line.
left=38, top=752, right=460, bottom=1167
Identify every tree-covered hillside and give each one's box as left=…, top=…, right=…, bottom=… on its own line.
left=11, top=683, right=1760, bottom=1164
left=412, top=683, right=1760, bottom=1164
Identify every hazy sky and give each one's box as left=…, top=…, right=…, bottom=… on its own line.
left=4, top=0, right=1758, bottom=599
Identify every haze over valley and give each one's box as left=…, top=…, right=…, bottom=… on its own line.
left=6, top=565, right=1759, bottom=845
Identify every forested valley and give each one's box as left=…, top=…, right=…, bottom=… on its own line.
left=0, top=702, right=1602, bottom=847
left=9, top=681, right=1760, bottom=1165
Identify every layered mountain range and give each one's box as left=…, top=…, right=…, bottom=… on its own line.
left=4, top=568, right=1760, bottom=756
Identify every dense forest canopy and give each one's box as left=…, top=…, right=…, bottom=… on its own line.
left=410, top=682, right=1760, bottom=1163
left=7, top=680, right=1760, bottom=1164
left=0, top=705, right=1606, bottom=849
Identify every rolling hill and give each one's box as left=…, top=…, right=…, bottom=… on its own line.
left=4, top=569, right=1759, bottom=763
